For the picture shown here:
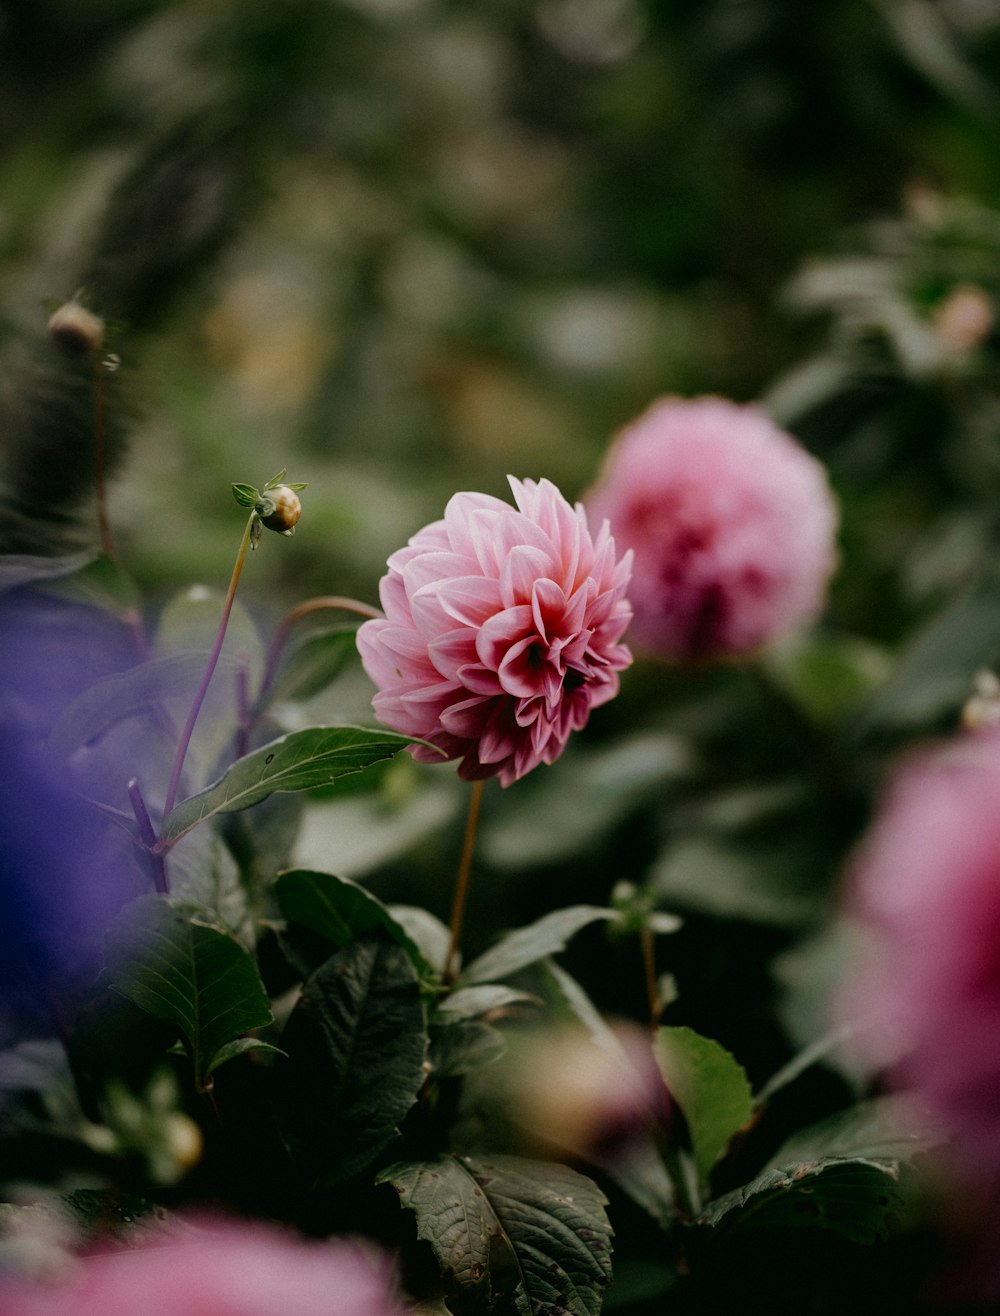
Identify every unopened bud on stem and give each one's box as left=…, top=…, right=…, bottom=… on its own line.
left=257, top=485, right=302, bottom=535
left=48, top=299, right=105, bottom=354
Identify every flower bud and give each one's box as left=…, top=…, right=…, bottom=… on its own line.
left=47, top=300, right=105, bottom=355
left=257, top=485, right=302, bottom=534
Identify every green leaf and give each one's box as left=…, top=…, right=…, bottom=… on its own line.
left=47, top=652, right=233, bottom=761
left=461, top=906, right=614, bottom=985
left=428, top=1019, right=507, bottom=1077
left=39, top=554, right=141, bottom=615
left=231, top=483, right=260, bottom=507
left=378, top=1154, right=613, bottom=1316
left=654, top=1026, right=754, bottom=1182
left=696, top=1158, right=908, bottom=1244
left=161, top=726, right=418, bottom=845
left=277, top=936, right=427, bottom=1184
left=275, top=868, right=429, bottom=972
left=434, top=985, right=539, bottom=1022
left=854, top=564, right=1000, bottom=737
left=205, top=1037, right=285, bottom=1076
left=260, top=627, right=359, bottom=707
left=106, top=897, right=272, bottom=1090
left=0, top=550, right=96, bottom=594
left=769, top=1093, right=943, bottom=1166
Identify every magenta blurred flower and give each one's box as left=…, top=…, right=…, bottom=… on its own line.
left=357, top=476, right=632, bottom=786
left=845, top=729, right=1000, bottom=1187
left=585, top=397, right=838, bottom=661
left=0, top=1218, right=404, bottom=1316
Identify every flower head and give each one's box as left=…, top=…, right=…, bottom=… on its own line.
left=844, top=729, right=1000, bottom=1185
left=0, top=1218, right=404, bottom=1316
left=585, top=397, right=838, bottom=661
left=357, top=476, right=632, bottom=786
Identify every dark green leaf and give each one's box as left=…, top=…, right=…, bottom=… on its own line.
left=853, top=564, right=1000, bottom=737
left=378, top=1154, right=613, bottom=1316
left=278, top=937, right=427, bottom=1184
left=205, top=1037, right=285, bottom=1076
left=770, top=1093, right=943, bottom=1165
left=275, top=868, right=429, bottom=971
left=697, top=1158, right=908, bottom=1244
left=106, top=897, right=272, bottom=1090
left=231, top=483, right=260, bottom=507
left=161, top=726, right=418, bottom=844
left=461, top=906, right=614, bottom=985
left=429, top=1018, right=507, bottom=1077
left=261, top=627, right=359, bottom=707
left=654, top=1027, right=754, bottom=1182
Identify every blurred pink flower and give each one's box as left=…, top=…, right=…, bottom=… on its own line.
left=0, top=1218, right=404, bottom=1316
left=357, top=476, right=632, bottom=786
left=845, top=729, right=1000, bottom=1185
left=585, top=397, right=838, bottom=661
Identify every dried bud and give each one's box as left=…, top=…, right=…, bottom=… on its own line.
left=47, top=300, right=105, bottom=354
left=257, top=485, right=302, bottom=534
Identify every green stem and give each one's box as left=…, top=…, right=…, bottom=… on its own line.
left=443, top=778, right=485, bottom=984
left=641, top=924, right=662, bottom=1032
left=162, top=512, right=256, bottom=822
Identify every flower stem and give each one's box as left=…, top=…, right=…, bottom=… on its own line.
left=443, top=778, right=485, bottom=984
left=92, top=353, right=116, bottom=562
left=641, top=924, right=662, bottom=1032
left=257, top=595, right=382, bottom=708
left=128, top=777, right=169, bottom=893
left=162, top=512, right=256, bottom=822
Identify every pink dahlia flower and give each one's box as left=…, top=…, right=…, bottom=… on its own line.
left=0, top=1218, right=404, bottom=1316
left=585, top=397, right=838, bottom=661
left=357, top=476, right=632, bottom=786
left=845, top=729, right=1000, bottom=1186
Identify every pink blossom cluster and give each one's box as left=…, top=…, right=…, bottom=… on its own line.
left=585, top=397, right=838, bottom=661
left=0, top=1218, right=404, bottom=1316
left=845, top=729, right=1000, bottom=1188
left=358, top=476, right=632, bottom=786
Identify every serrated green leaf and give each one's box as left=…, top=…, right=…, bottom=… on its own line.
left=378, top=1154, right=613, bottom=1316
left=277, top=937, right=427, bottom=1184
left=769, top=1093, right=943, bottom=1165
left=654, top=1026, right=754, bottom=1183
left=275, top=868, right=429, bottom=972
left=461, top=906, right=614, bottom=985
left=47, top=652, right=233, bottom=761
left=697, top=1158, right=907, bottom=1243
left=106, top=897, right=272, bottom=1090
left=231, top=483, right=260, bottom=507
left=161, top=726, right=418, bottom=845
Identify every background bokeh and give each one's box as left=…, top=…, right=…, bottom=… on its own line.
left=5, top=3, right=1000, bottom=1307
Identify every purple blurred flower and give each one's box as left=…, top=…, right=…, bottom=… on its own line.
left=0, top=1218, right=405, bottom=1316
left=357, top=476, right=632, bottom=786
left=585, top=397, right=838, bottom=661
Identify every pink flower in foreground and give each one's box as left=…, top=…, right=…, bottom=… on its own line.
left=585, top=397, right=838, bottom=661
left=845, top=729, right=1000, bottom=1186
left=0, top=1218, right=404, bottom=1316
left=357, top=476, right=632, bottom=786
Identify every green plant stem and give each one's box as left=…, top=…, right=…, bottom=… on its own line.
left=443, top=778, right=485, bottom=984
left=641, top=924, right=662, bottom=1031
left=162, top=512, right=256, bottom=822
left=258, top=595, right=383, bottom=706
